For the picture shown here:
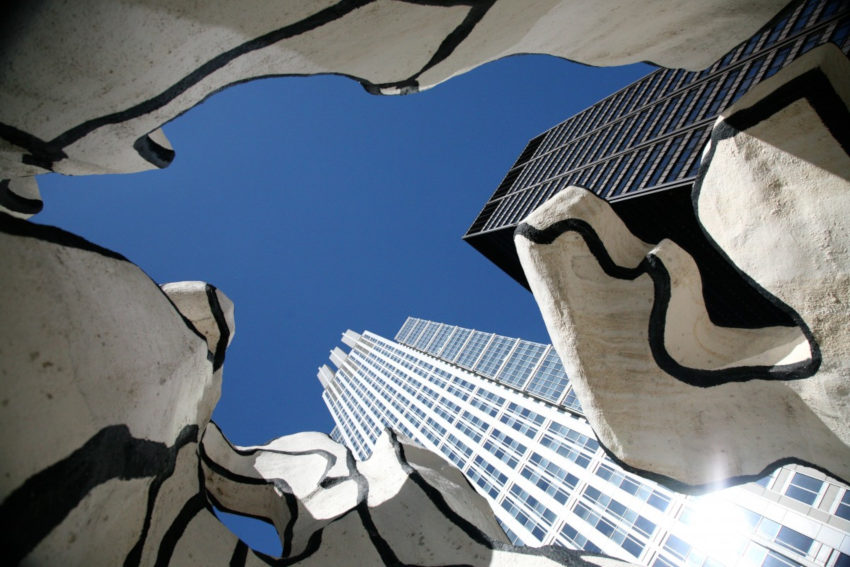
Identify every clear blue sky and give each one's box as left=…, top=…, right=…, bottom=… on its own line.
left=35, top=54, right=651, bottom=555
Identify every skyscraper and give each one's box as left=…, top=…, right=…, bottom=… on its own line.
left=319, top=317, right=850, bottom=567
left=463, top=0, right=850, bottom=291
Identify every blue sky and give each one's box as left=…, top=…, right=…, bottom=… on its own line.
left=35, top=54, right=651, bottom=554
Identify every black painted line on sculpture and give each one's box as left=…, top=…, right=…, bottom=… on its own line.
left=274, top=480, right=301, bottom=559
left=153, top=493, right=207, bottom=567
left=0, top=212, right=214, bottom=376
left=389, top=431, right=588, bottom=566
left=0, top=424, right=197, bottom=565
left=201, top=423, right=371, bottom=566
left=230, top=540, right=249, bottom=567
left=388, top=432, right=492, bottom=549
left=318, top=475, right=351, bottom=490
left=0, top=179, right=43, bottom=215
left=410, top=0, right=497, bottom=81
left=133, top=134, right=176, bottom=169
left=41, top=0, right=375, bottom=159
left=124, top=426, right=199, bottom=567
left=397, top=0, right=479, bottom=6
left=205, top=284, right=231, bottom=371
left=204, top=421, right=341, bottom=486
left=199, top=440, right=304, bottom=559
left=688, top=65, right=849, bottom=384
left=207, top=491, right=278, bottom=531
left=722, top=68, right=850, bottom=156
left=515, top=214, right=819, bottom=387
left=278, top=528, right=325, bottom=566
left=366, top=0, right=497, bottom=95
left=209, top=480, right=336, bottom=566
left=354, top=501, right=408, bottom=566
left=0, top=210, right=128, bottom=261
left=0, top=122, right=66, bottom=171
left=515, top=218, right=644, bottom=279
left=644, top=253, right=821, bottom=385
left=207, top=491, right=280, bottom=539
left=335, top=442, right=407, bottom=567
left=200, top=442, right=271, bottom=485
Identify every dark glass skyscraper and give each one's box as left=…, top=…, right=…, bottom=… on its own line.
left=463, top=0, right=850, bottom=291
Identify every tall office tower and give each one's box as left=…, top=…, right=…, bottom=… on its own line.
left=319, top=317, right=850, bottom=567
left=463, top=0, right=850, bottom=291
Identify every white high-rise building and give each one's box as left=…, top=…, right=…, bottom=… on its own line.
left=318, top=317, right=850, bottom=567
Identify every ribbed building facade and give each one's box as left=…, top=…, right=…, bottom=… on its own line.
left=319, top=317, right=850, bottom=567
left=463, top=0, right=850, bottom=289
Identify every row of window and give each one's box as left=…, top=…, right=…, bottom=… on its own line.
left=468, top=0, right=850, bottom=236
left=398, top=318, right=579, bottom=411
left=514, top=0, right=848, bottom=193
left=481, top=125, right=708, bottom=231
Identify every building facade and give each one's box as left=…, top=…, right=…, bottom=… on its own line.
left=319, top=317, right=850, bottom=567
left=463, top=0, right=850, bottom=290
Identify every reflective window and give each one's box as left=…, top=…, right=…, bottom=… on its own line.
left=499, top=341, right=548, bottom=389
left=456, top=331, right=492, bottom=368
left=526, top=348, right=571, bottom=404
left=441, top=328, right=472, bottom=362
left=424, top=323, right=455, bottom=356
left=785, top=472, right=823, bottom=505
left=835, top=490, right=850, bottom=520
left=475, top=336, right=517, bottom=378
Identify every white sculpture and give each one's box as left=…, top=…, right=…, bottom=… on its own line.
left=0, top=0, right=787, bottom=217
left=4, top=1, right=835, bottom=562
left=515, top=44, right=850, bottom=488
left=0, top=209, right=641, bottom=564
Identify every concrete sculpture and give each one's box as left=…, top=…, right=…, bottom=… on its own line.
left=3, top=0, right=834, bottom=563
left=515, top=44, right=850, bottom=489
left=0, top=0, right=788, bottom=218
left=0, top=209, right=641, bottom=564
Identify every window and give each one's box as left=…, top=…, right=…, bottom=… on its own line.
left=789, top=0, right=819, bottom=34
left=500, top=402, right=546, bottom=439
left=424, top=324, right=454, bottom=356
left=608, top=148, right=646, bottom=197
left=475, top=336, right=516, bottom=378
left=440, top=328, right=471, bottom=362
left=834, top=490, right=850, bottom=520
left=498, top=341, right=546, bottom=389
left=664, top=129, right=703, bottom=182
left=731, top=56, right=767, bottom=104
left=456, top=331, right=491, bottom=368
left=705, top=69, right=741, bottom=117
left=561, top=387, right=582, bottom=414
left=830, top=19, right=850, bottom=47
left=784, top=472, right=823, bottom=505
left=775, top=526, right=813, bottom=556
left=526, top=348, right=570, bottom=403
left=762, top=45, right=794, bottom=80
left=685, top=79, right=719, bottom=124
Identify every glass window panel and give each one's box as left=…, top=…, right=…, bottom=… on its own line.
left=835, top=490, right=850, bottom=520
left=440, top=328, right=471, bottom=362
left=775, top=526, right=813, bottom=555
left=525, top=348, right=570, bottom=403
left=498, top=341, right=547, bottom=389
left=456, top=331, right=491, bottom=368
left=785, top=472, right=822, bottom=505
left=475, top=336, right=516, bottom=378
